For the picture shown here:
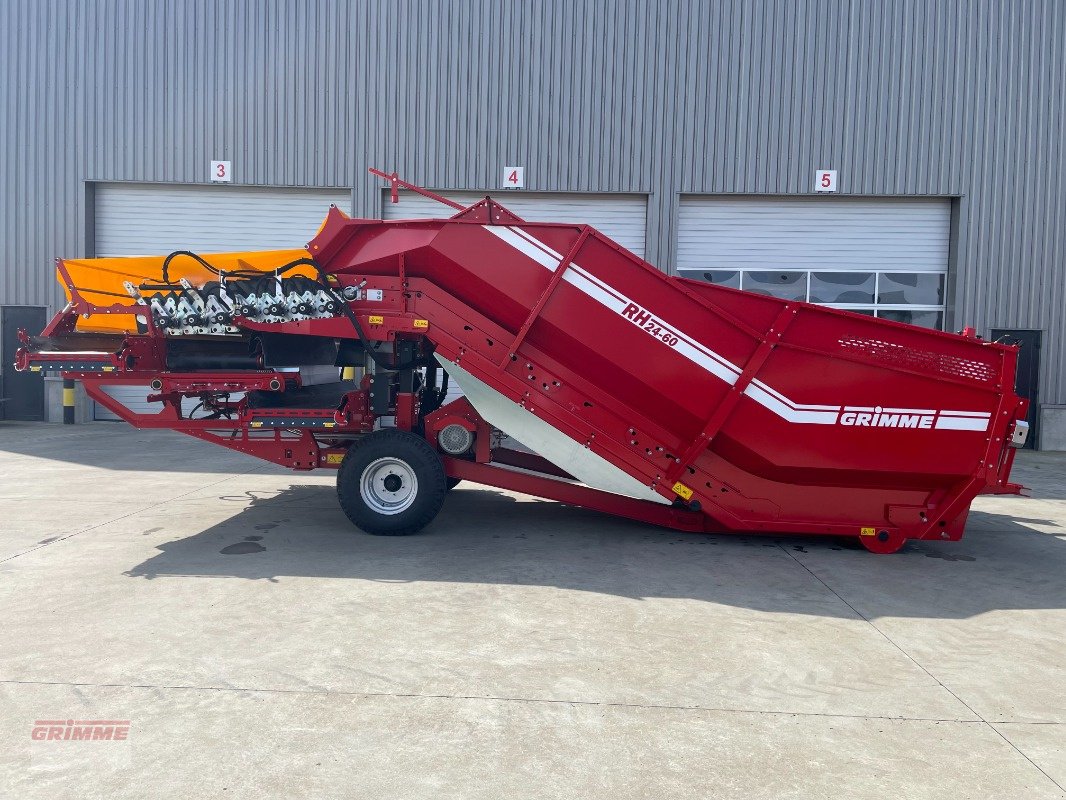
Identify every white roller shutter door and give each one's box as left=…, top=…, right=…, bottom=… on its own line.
left=96, top=183, right=352, bottom=255
left=676, top=196, right=950, bottom=331
left=677, top=196, right=949, bottom=273
left=94, top=183, right=351, bottom=420
left=382, top=190, right=648, bottom=258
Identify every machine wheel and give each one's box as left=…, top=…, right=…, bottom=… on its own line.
left=337, top=429, right=447, bottom=535
left=446, top=477, right=462, bottom=491
left=858, top=528, right=906, bottom=554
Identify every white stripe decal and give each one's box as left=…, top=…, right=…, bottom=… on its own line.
left=484, top=226, right=559, bottom=269
left=508, top=225, right=565, bottom=260
left=491, top=225, right=738, bottom=380
left=935, top=416, right=990, bottom=431
left=483, top=225, right=990, bottom=432
left=743, top=384, right=840, bottom=424
left=846, top=405, right=936, bottom=414
left=561, top=268, right=741, bottom=385
left=751, top=379, right=840, bottom=411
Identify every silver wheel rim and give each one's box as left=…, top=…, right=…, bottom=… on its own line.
left=359, top=457, right=418, bottom=515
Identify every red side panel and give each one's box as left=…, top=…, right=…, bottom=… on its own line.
left=308, top=209, right=1026, bottom=546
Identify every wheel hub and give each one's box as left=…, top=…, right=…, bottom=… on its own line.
left=360, top=457, right=419, bottom=515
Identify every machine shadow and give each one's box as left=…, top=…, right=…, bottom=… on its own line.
left=124, top=482, right=1066, bottom=620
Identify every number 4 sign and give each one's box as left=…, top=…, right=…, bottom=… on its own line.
left=211, top=160, right=232, bottom=183
left=502, top=166, right=524, bottom=189
left=815, top=169, right=837, bottom=193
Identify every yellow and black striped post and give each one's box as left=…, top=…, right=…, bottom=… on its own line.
left=62, top=378, right=75, bottom=424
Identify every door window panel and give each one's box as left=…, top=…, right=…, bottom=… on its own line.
left=743, top=271, right=806, bottom=300
left=809, top=272, right=875, bottom=304
left=877, top=309, right=943, bottom=329
left=673, top=267, right=945, bottom=331
left=700, top=270, right=741, bottom=288
left=877, top=273, right=944, bottom=305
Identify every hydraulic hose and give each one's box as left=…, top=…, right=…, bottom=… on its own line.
left=307, top=264, right=433, bottom=373
left=157, top=250, right=431, bottom=371
left=160, top=251, right=322, bottom=285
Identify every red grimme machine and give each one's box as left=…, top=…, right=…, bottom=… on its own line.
left=15, top=169, right=1029, bottom=553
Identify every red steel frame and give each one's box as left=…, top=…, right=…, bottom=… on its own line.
left=15, top=171, right=1029, bottom=552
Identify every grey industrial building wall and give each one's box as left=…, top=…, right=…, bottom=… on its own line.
left=2, top=0, right=1064, bottom=411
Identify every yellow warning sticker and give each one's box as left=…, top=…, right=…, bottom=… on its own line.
left=29, top=366, right=41, bottom=372
left=672, top=481, right=694, bottom=501
left=860, top=527, right=876, bottom=536
left=322, top=422, right=336, bottom=428
left=250, top=421, right=263, bottom=428
left=368, top=315, right=384, bottom=325
left=413, top=319, right=429, bottom=329
left=325, top=452, right=344, bottom=465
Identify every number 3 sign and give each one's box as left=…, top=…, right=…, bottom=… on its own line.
left=211, top=160, right=232, bottom=183
left=814, top=169, right=837, bottom=193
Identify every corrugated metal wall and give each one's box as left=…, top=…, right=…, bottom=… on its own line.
left=2, top=0, right=1064, bottom=406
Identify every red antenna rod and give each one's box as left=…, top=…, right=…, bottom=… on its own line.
left=368, top=167, right=466, bottom=211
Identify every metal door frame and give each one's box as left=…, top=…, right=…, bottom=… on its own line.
left=1, top=305, right=49, bottom=421
left=990, top=327, right=1041, bottom=449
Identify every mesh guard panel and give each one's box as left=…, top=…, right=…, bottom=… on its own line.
left=838, top=336, right=997, bottom=385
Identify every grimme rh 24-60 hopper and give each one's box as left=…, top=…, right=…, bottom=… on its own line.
left=16, top=170, right=1029, bottom=553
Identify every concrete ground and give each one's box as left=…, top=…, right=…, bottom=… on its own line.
left=0, top=421, right=1063, bottom=799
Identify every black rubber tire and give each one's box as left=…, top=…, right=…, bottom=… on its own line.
left=446, top=477, right=462, bottom=491
left=336, top=429, right=448, bottom=536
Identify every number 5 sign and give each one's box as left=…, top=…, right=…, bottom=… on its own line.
left=814, top=169, right=837, bottom=193
left=502, top=166, right=524, bottom=189
left=211, top=160, right=232, bottom=183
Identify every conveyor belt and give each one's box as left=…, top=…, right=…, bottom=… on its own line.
left=247, top=381, right=352, bottom=410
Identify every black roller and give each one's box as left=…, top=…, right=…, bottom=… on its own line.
left=256, top=332, right=338, bottom=367
left=166, top=352, right=265, bottom=370
left=165, top=337, right=263, bottom=371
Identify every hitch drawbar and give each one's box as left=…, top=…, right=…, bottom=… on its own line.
left=15, top=170, right=1028, bottom=552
